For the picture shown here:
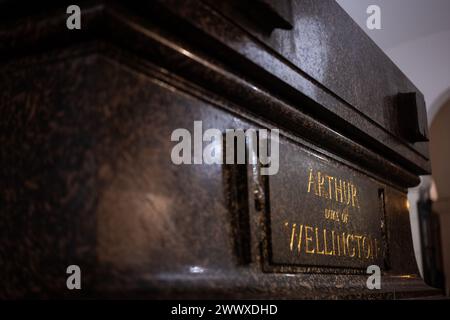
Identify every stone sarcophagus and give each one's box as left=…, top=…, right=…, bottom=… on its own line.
left=0, top=0, right=442, bottom=298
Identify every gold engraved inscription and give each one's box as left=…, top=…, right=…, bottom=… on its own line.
left=281, top=167, right=381, bottom=263
left=284, top=222, right=380, bottom=260
left=307, top=168, right=360, bottom=208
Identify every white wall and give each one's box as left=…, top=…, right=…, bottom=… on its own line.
left=386, top=30, right=450, bottom=123
left=336, top=0, right=450, bottom=119
left=337, top=0, right=450, bottom=277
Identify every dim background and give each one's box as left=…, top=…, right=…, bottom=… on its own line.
left=337, top=0, right=450, bottom=294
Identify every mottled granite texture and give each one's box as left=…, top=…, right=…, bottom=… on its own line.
left=0, top=1, right=441, bottom=299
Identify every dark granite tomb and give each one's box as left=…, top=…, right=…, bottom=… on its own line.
left=0, top=0, right=443, bottom=299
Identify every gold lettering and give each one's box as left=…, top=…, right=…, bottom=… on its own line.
left=354, top=235, right=362, bottom=258
left=307, top=168, right=316, bottom=195
left=305, top=226, right=315, bottom=254
left=288, top=222, right=297, bottom=252
left=332, top=230, right=336, bottom=255
left=362, top=237, right=371, bottom=259
left=327, top=176, right=334, bottom=199
left=342, top=233, right=347, bottom=256
left=343, top=181, right=351, bottom=205
left=315, top=227, right=325, bottom=255
left=324, top=229, right=333, bottom=256
left=285, top=220, right=380, bottom=262
left=297, top=224, right=304, bottom=253
left=317, top=172, right=326, bottom=198
left=347, top=234, right=356, bottom=258
left=306, top=168, right=362, bottom=209
left=335, top=179, right=343, bottom=203
left=338, top=233, right=342, bottom=256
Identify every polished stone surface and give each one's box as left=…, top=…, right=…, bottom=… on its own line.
left=0, top=0, right=441, bottom=299
left=267, top=139, right=386, bottom=271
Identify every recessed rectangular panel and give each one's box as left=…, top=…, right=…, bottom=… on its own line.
left=268, top=139, right=385, bottom=270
